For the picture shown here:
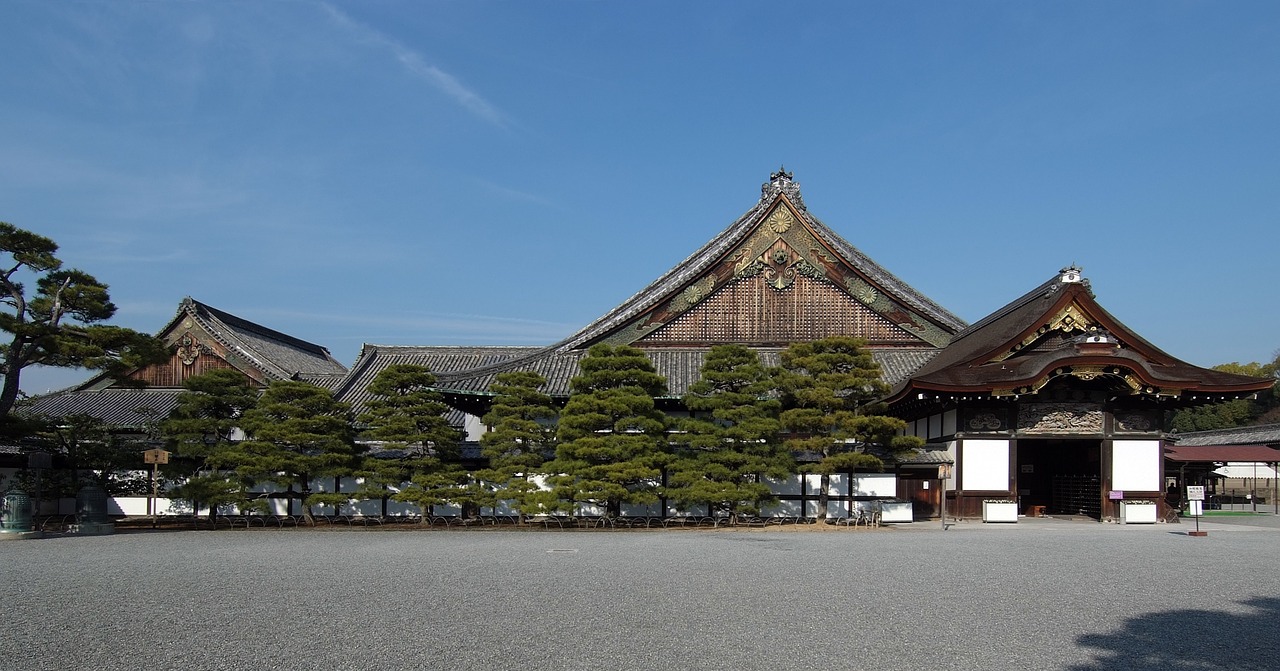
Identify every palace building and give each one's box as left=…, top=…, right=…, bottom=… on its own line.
left=25, top=170, right=1273, bottom=522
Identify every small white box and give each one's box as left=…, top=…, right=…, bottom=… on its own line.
left=982, top=501, right=1018, bottom=523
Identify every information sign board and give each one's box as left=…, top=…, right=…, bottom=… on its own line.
left=1186, top=486, right=1205, bottom=501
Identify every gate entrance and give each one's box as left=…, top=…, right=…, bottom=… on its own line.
left=1016, top=439, right=1103, bottom=519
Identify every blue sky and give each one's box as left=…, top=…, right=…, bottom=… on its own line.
left=3, top=1, right=1277, bottom=394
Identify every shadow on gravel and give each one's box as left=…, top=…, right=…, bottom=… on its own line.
left=1069, top=596, right=1278, bottom=671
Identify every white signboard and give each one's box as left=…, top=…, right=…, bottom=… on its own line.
left=1186, top=486, right=1205, bottom=501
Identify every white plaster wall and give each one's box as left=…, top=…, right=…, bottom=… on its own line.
left=761, top=500, right=803, bottom=517
left=805, top=473, right=848, bottom=496
left=1112, top=440, right=1161, bottom=492
left=109, top=496, right=171, bottom=516
left=851, top=473, right=896, bottom=497
left=823, top=500, right=850, bottom=517
left=962, top=439, right=1010, bottom=491
left=945, top=440, right=958, bottom=491
left=463, top=413, right=486, bottom=442
left=765, top=474, right=802, bottom=495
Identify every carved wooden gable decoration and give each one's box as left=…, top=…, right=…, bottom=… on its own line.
left=113, top=298, right=347, bottom=390
left=583, top=171, right=961, bottom=350
left=124, top=313, right=264, bottom=389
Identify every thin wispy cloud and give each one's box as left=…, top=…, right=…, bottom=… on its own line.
left=319, top=3, right=507, bottom=127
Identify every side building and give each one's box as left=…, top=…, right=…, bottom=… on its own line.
left=884, top=269, right=1272, bottom=522
left=27, top=297, right=348, bottom=431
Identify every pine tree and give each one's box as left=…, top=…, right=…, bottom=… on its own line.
left=549, top=344, right=669, bottom=517
left=478, top=370, right=559, bottom=521
left=237, top=380, right=362, bottom=520
left=356, top=364, right=462, bottom=519
left=775, top=337, right=922, bottom=519
left=0, top=222, right=167, bottom=424
left=32, top=413, right=151, bottom=496
left=161, top=368, right=261, bottom=517
left=667, top=344, right=792, bottom=522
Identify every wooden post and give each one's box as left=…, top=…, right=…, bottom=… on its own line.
left=143, top=449, right=170, bottom=528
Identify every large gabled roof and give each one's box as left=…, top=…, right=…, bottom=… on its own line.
left=558, top=169, right=965, bottom=352
left=415, top=170, right=962, bottom=399
left=887, top=267, right=1273, bottom=404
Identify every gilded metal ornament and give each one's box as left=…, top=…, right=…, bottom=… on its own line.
left=177, top=333, right=201, bottom=366
left=765, top=206, right=795, bottom=234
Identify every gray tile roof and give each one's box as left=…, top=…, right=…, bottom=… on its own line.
left=1172, top=423, right=1280, bottom=447
left=896, top=449, right=954, bottom=465
left=421, top=346, right=938, bottom=399
left=334, top=345, right=543, bottom=414
left=22, top=389, right=184, bottom=428
left=184, top=300, right=348, bottom=380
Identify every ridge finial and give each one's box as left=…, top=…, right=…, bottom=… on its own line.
left=761, top=166, right=804, bottom=209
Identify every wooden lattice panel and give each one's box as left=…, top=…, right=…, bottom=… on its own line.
left=639, top=275, right=924, bottom=345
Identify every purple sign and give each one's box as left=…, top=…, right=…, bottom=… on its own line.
left=1109, top=490, right=1124, bottom=500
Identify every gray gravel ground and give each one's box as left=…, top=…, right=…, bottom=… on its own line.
left=2, top=518, right=1278, bottom=671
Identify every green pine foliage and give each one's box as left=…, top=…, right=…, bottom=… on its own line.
left=774, top=337, right=922, bottom=518
left=0, top=222, right=168, bottom=425
left=237, top=380, right=362, bottom=518
left=549, top=344, right=670, bottom=517
left=28, top=413, right=151, bottom=496
left=667, top=344, right=793, bottom=521
left=478, top=370, right=560, bottom=520
left=356, top=364, right=463, bottom=518
left=161, top=368, right=262, bottom=516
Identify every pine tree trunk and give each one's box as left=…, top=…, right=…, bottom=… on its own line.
left=0, top=338, right=25, bottom=418
left=818, top=472, right=830, bottom=520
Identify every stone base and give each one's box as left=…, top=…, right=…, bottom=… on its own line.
left=67, top=522, right=115, bottom=536
left=0, top=530, right=44, bottom=540
left=1187, top=531, right=1209, bottom=537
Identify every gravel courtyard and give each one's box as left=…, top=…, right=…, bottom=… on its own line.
left=3, top=519, right=1277, bottom=671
